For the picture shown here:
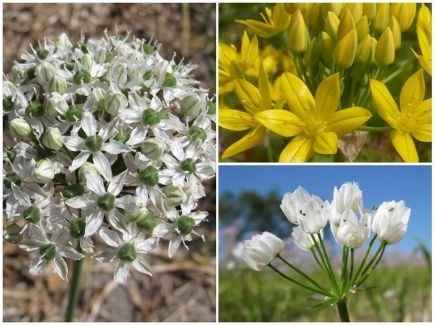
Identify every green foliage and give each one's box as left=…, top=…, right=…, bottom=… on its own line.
left=219, top=264, right=431, bottom=322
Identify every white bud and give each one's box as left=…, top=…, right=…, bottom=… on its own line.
left=141, top=138, right=165, bottom=160
left=372, top=200, right=410, bottom=243
left=46, top=93, right=69, bottom=116
left=105, top=91, right=128, bottom=116
left=10, top=118, right=32, bottom=138
left=242, top=232, right=284, bottom=271
left=78, top=162, right=99, bottom=183
left=36, top=62, right=58, bottom=86
left=180, top=94, right=203, bottom=121
left=107, top=63, right=128, bottom=86
left=42, top=127, right=63, bottom=150
left=55, top=33, right=72, bottom=48
left=164, top=185, right=184, bottom=206
left=81, top=54, right=94, bottom=72
left=34, top=159, right=55, bottom=182
left=48, top=76, right=68, bottom=94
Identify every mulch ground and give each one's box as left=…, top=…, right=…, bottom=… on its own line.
left=3, top=3, right=216, bottom=322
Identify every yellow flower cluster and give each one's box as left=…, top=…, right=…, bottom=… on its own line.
left=219, top=3, right=432, bottom=162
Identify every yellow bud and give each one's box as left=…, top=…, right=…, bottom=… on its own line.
left=369, top=37, right=378, bottom=64
left=372, top=3, right=390, bottom=33
left=333, top=29, right=358, bottom=68
left=308, top=3, right=323, bottom=33
left=325, top=3, right=343, bottom=16
left=356, top=16, right=369, bottom=41
left=337, top=9, right=356, bottom=41
left=391, top=3, right=416, bottom=32
left=324, top=11, right=341, bottom=40
left=355, top=35, right=373, bottom=64
left=389, top=16, right=402, bottom=49
left=363, top=3, right=377, bottom=20
left=375, top=27, right=395, bottom=66
left=320, top=31, right=334, bottom=63
left=342, top=3, right=363, bottom=22
left=288, top=10, right=308, bottom=53
left=284, top=3, right=313, bottom=15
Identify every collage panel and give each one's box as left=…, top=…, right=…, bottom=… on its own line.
left=3, top=2, right=216, bottom=322
left=218, top=165, right=431, bottom=322
left=218, top=3, right=431, bottom=162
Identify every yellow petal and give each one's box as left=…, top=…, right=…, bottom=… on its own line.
left=370, top=79, right=400, bottom=127
left=218, top=109, right=256, bottom=131
left=411, top=124, right=432, bottom=142
left=280, top=72, right=314, bottom=118
left=327, top=107, right=372, bottom=136
left=313, top=131, right=338, bottom=154
left=279, top=135, right=314, bottom=162
left=315, top=73, right=340, bottom=119
left=400, top=69, right=425, bottom=114
left=391, top=130, right=419, bottom=162
left=258, top=64, right=272, bottom=110
left=415, top=98, right=432, bottom=123
left=236, top=19, right=281, bottom=38
left=417, top=4, right=431, bottom=62
left=235, top=79, right=262, bottom=115
left=221, top=125, right=266, bottom=159
left=255, top=109, right=304, bottom=137
left=240, top=31, right=259, bottom=69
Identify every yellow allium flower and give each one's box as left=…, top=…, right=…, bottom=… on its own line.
left=370, top=69, right=432, bottom=162
left=236, top=3, right=290, bottom=38
left=219, top=65, right=281, bottom=159
left=256, top=73, right=372, bottom=162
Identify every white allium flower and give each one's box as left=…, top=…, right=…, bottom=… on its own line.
left=334, top=209, right=370, bottom=248
left=330, top=182, right=364, bottom=226
left=242, top=232, right=285, bottom=271
left=371, top=200, right=410, bottom=244
left=3, top=31, right=215, bottom=282
left=292, top=226, right=323, bottom=250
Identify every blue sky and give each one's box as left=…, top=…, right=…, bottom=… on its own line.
left=219, top=165, right=432, bottom=253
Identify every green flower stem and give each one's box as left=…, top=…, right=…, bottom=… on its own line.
left=350, top=235, right=377, bottom=286
left=65, top=244, right=84, bottom=322
left=277, top=254, right=330, bottom=295
left=341, top=246, right=349, bottom=293
left=268, top=263, right=331, bottom=297
left=316, top=235, right=340, bottom=294
left=310, top=247, right=326, bottom=272
left=348, top=249, right=355, bottom=287
left=357, top=126, right=393, bottom=132
left=356, top=242, right=388, bottom=287
left=336, top=298, right=350, bottom=322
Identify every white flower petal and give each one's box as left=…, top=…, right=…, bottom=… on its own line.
left=82, top=111, right=97, bottom=136
left=93, top=251, right=117, bottom=262
left=53, top=256, right=69, bottom=281
left=108, top=171, right=127, bottom=196
left=114, top=262, right=129, bottom=284
left=66, top=195, right=95, bottom=209
left=99, top=227, right=123, bottom=247
left=126, top=127, right=148, bottom=146
left=69, top=152, right=90, bottom=171
left=64, top=136, right=85, bottom=151
left=93, top=152, right=113, bottom=181
left=152, top=223, right=173, bottom=238
left=84, top=210, right=105, bottom=236
left=119, top=108, right=141, bottom=124
left=168, top=236, right=182, bottom=258
left=29, top=257, right=47, bottom=275
left=135, top=238, right=158, bottom=253
left=132, top=256, right=152, bottom=276
left=102, top=141, right=131, bottom=154
left=169, top=139, right=185, bottom=161
left=59, top=247, right=84, bottom=260
left=86, top=170, right=105, bottom=195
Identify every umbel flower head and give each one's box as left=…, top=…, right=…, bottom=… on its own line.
left=3, top=31, right=216, bottom=283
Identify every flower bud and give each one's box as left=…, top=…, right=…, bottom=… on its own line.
left=78, top=162, right=98, bottom=183
left=333, top=29, right=358, bottom=68
left=143, top=43, right=155, bottom=55
left=292, top=226, right=321, bottom=250
left=189, top=126, right=207, bottom=143
left=375, top=27, right=395, bottom=67
left=34, top=159, right=55, bottom=182
left=391, top=3, right=416, bottom=32
left=105, top=91, right=128, bottom=116
left=127, top=208, right=156, bottom=232
left=41, top=127, right=63, bottom=151
left=62, top=184, right=85, bottom=198
left=81, top=54, right=94, bottom=72
left=320, top=31, right=334, bottom=63
left=389, top=15, right=402, bottom=49
left=363, top=3, right=377, bottom=20
left=180, top=158, right=197, bottom=174
left=342, top=3, right=363, bottom=22
left=10, top=118, right=32, bottom=138
left=356, top=16, right=369, bottom=41
left=73, top=69, right=91, bottom=84
left=355, top=36, right=374, bottom=64
left=48, top=76, right=68, bottom=94
left=242, top=231, right=284, bottom=271
left=337, top=9, right=356, bottom=41
left=55, top=33, right=73, bottom=48
left=141, top=139, right=165, bottom=160
left=180, top=94, right=202, bottom=121
left=94, top=48, right=107, bottom=64
left=372, top=3, right=390, bottom=33
left=287, top=10, right=308, bottom=53
left=372, top=200, right=410, bottom=243
left=331, top=182, right=363, bottom=225
left=4, top=223, right=23, bottom=244
left=65, top=104, right=84, bottom=122
left=325, top=3, right=343, bottom=16
left=164, top=185, right=184, bottom=206
left=307, top=4, right=322, bottom=33
left=23, top=205, right=42, bottom=224
left=36, top=62, right=57, bottom=86
left=25, top=101, right=45, bottom=118
left=335, top=209, right=369, bottom=248
left=114, top=129, right=130, bottom=144
left=324, top=11, right=340, bottom=40
left=46, top=92, right=69, bottom=116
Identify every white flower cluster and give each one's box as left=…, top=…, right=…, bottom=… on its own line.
left=3, top=32, right=216, bottom=283
left=243, top=182, right=410, bottom=269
